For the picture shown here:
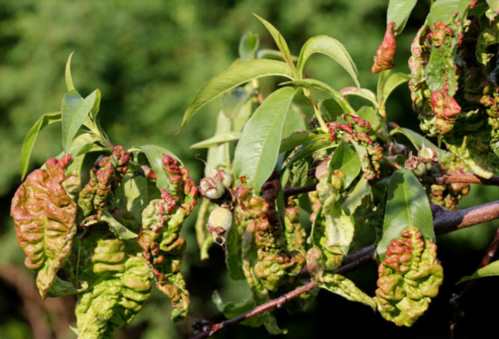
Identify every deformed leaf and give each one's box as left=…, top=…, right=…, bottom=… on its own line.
left=11, top=157, right=77, bottom=298
left=233, top=86, right=298, bottom=192
left=375, top=227, right=443, bottom=327
left=298, top=35, right=360, bottom=86
left=20, top=112, right=61, bottom=179
left=458, top=260, right=499, bottom=284
left=181, top=59, right=293, bottom=126
left=76, top=238, right=153, bottom=339
left=377, top=169, right=434, bottom=258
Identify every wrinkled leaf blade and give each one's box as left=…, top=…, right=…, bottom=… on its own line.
left=181, top=59, right=293, bottom=126
left=233, top=87, right=297, bottom=192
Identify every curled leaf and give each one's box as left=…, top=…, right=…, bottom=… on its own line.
left=11, top=156, right=77, bottom=298
left=372, top=22, right=397, bottom=73
left=375, top=227, right=443, bottom=327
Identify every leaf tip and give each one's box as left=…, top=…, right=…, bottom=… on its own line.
left=65, top=52, right=76, bottom=92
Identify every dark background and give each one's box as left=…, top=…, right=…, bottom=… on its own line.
left=0, top=1, right=497, bottom=338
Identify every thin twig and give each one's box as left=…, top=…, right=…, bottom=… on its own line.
left=191, top=200, right=499, bottom=339
left=480, top=228, right=499, bottom=267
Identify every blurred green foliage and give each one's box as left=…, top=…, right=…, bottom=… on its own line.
left=0, top=0, right=496, bottom=338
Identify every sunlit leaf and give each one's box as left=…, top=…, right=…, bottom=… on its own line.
left=377, top=169, right=434, bottom=258
left=182, top=59, right=293, bottom=126
left=20, top=112, right=61, bottom=179
left=298, top=35, right=360, bottom=86
left=387, top=0, right=418, bottom=33
left=233, top=87, right=298, bottom=192
left=458, top=260, right=499, bottom=283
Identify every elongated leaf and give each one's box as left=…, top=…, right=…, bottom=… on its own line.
left=20, top=112, right=61, bottom=179
left=138, top=145, right=179, bottom=191
left=427, top=0, right=469, bottom=25
left=377, top=71, right=409, bottom=114
left=342, top=177, right=372, bottom=215
left=239, top=32, right=260, bottom=60
left=279, top=131, right=311, bottom=154
left=387, top=0, right=418, bottom=33
left=287, top=79, right=354, bottom=113
left=297, top=35, right=360, bottom=86
left=205, top=111, right=232, bottom=176
left=319, top=273, right=376, bottom=309
left=329, top=142, right=361, bottom=189
left=254, top=14, right=296, bottom=73
left=377, top=169, right=434, bottom=257
left=61, top=89, right=101, bottom=151
left=390, top=127, right=447, bottom=158
left=458, top=260, right=499, bottom=284
left=340, top=87, right=378, bottom=107
left=233, top=87, right=297, bottom=192
left=65, top=52, right=75, bottom=91
left=191, top=132, right=240, bottom=149
left=282, top=105, right=306, bottom=138
left=182, top=59, right=293, bottom=126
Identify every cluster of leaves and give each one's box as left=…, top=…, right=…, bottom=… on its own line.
left=10, top=60, right=197, bottom=338
left=8, top=0, right=499, bottom=337
left=185, top=0, right=498, bottom=333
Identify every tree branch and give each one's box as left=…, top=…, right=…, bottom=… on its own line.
left=190, top=200, right=499, bottom=339
left=436, top=173, right=499, bottom=186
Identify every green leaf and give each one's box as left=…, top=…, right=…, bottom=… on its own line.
left=279, top=131, right=311, bottom=154
left=387, top=0, right=418, bottom=33
left=427, top=0, right=469, bottom=25
left=20, top=112, right=61, bottom=179
left=390, top=127, right=447, bottom=158
left=101, top=210, right=138, bottom=240
left=329, top=142, right=361, bottom=189
left=282, top=105, right=306, bottom=138
left=233, top=87, right=298, bottom=192
left=319, top=273, right=376, bottom=309
left=138, top=145, right=179, bottom=191
left=297, top=35, right=360, bottom=86
left=458, top=260, right=499, bottom=284
left=190, top=132, right=240, bottom=149
left=376, top=71, right=409, bottom=115
left=340, top=87, right=378, bottom=107
left=61, top=89, right=101, bottom=151
left=65, top=52, right=75, bottom=91
left=254, top=14, right=296, bottom=74
left=205, top=111, right=232, bottom=176
left=225, top=222, right=245, bottom=280
left=284, top=133, right=332, bottom=167
left=286, top=78, right=354, bottom=113
left=342, top=177, right=372, bottom=215
left=377, top=169, right=434, bottom=258
left=239, top=32, right=260, bottom=60
left=182, top=59, right=293, bottom=126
